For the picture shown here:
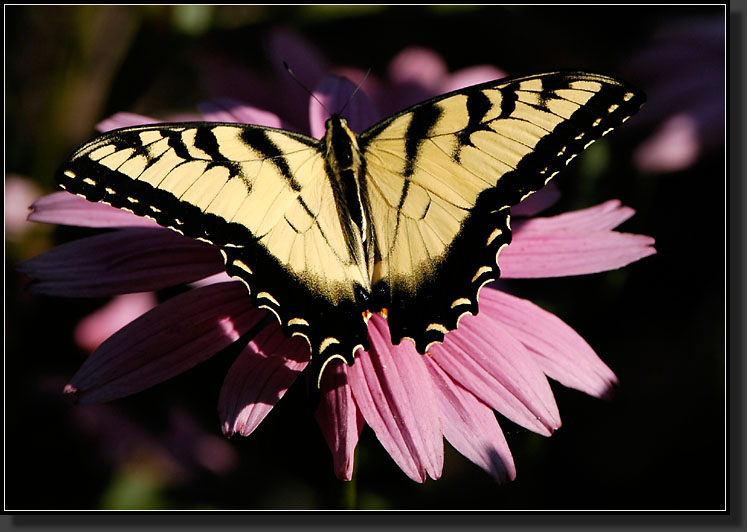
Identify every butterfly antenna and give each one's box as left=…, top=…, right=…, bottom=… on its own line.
left=338, top=67, right=372, bottom=117
left=283, top=61, right=331, bottom=116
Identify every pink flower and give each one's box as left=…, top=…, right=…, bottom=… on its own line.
left=19, top=36, right=656, bottom=484
left=5, top=174, right=42, bottom=241
left=625, top=16, right=724, bottom=173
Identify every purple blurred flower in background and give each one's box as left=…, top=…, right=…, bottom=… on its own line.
left=625, top=16, right=725, bottom=173
left=6, top=175, right=42, bottom=241
left=19, top=30, right=656, bottom=483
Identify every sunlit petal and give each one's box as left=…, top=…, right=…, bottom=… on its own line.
left=425, top=357, right=516, bottom=483
left=96, top=112, right=161, bottom=132
left=431, top=312, right=561, bottom=436
left=501, top=230, right=656, bottom=278
left=219, top=323, right=309, bottom=437
left=316, top=363, right=365, bottom=481
left=502, top=201, right=656, bottom=278
left=439, top=65, right=507, bottom=92
left=28, top=192, right=159, bottom=228
left=479, top=288, right=618, bottom=398
left=347, top=315, right=443, bottom=482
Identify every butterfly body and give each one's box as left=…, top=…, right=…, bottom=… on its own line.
left=56, top=71, right=645, bottom=386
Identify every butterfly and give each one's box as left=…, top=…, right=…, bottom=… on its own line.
left=56, top=70, right=645, bottom=386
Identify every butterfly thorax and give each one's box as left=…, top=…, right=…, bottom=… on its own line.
left=322, top=115, right=372, bottom=284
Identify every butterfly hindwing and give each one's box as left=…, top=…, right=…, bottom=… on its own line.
left=359, top=71, right=645, bottom=350
left=57, top=122, right=371, bottom=377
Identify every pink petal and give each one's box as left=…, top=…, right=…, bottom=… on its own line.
left=384, top=47, right=446, bottom=113
left=333, top=66, right=385, bottom=111
left=513, top=200, right=636, bottom=233
left=198, top=98, right=286, bottom=129
left=96, top=111, right=202, bottom=132
left=17, top=227, right=224, bottom=297
left=500, top=201, right=656, bottom=278
left=347, top=315, right=443, bottom=482
left=219, top=323, right=309, bottom=437
left=189, top=271, right=234, bottom=288
left=425, top=357, right=516, bottom=483
left=500, top=230, right=656, bottom=278
left=74, top=292, right=159, bottom=353
left=28, top=192, right=160, bottom=228
left=387, top=47, right=448, bottom=89
left=430, top=312, right=561, bottom=436
left=478, top=288, right=618, bottom=398
left=96, top=112, right=160, bottom=132
left=310, top=76, right=380, bottom=138
left=315, top=362, right=365, bottom=481
left=5, top=175, right=41, bottom=239
left=66, top=281, right=266, bottom=403
left=439, top=65, right=508, bottom=93
left=634, top=113, right=701, bottom=173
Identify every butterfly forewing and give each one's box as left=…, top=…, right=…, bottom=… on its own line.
left=359, top=71, right=645, bottom=350
left=57, top=122, right=372, bottom=375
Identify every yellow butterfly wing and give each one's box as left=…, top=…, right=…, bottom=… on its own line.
left=57, top=123, right=371, bottom=374
left=359, top=71, right=645, bottom=351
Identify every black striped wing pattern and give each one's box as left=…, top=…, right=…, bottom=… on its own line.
left=57, top=123, right=373, bottom=383
left=56, top=71, right=645, bottom=385
left=360, top=71, right=645, bottom=353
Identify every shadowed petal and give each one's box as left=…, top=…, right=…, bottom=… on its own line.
left=28, top=192, right=159, bottom=228
left=197, top=53, right=274, bottom=111
left=66, top=282, right=265, bottom=403
left=479, top=288, right=619, bottom=398
left=510, top=183, right=561, bottom=218
left=347, top=315, right=443, bottom=482
left=316, top=362, right=365, bottom=481
left=219, top=323, right=309, bottom=437
left=268, top=28, right=327, bottom=87
left=425, top=357, right=516, bottom=483
left=17, top=227, right=224, bottom=297
left=431, top=313, right=561, bottom=436
left=267, top=28, right=328, bottom=131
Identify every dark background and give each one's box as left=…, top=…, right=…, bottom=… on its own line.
left=5, top=5, right=727, bottom=510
